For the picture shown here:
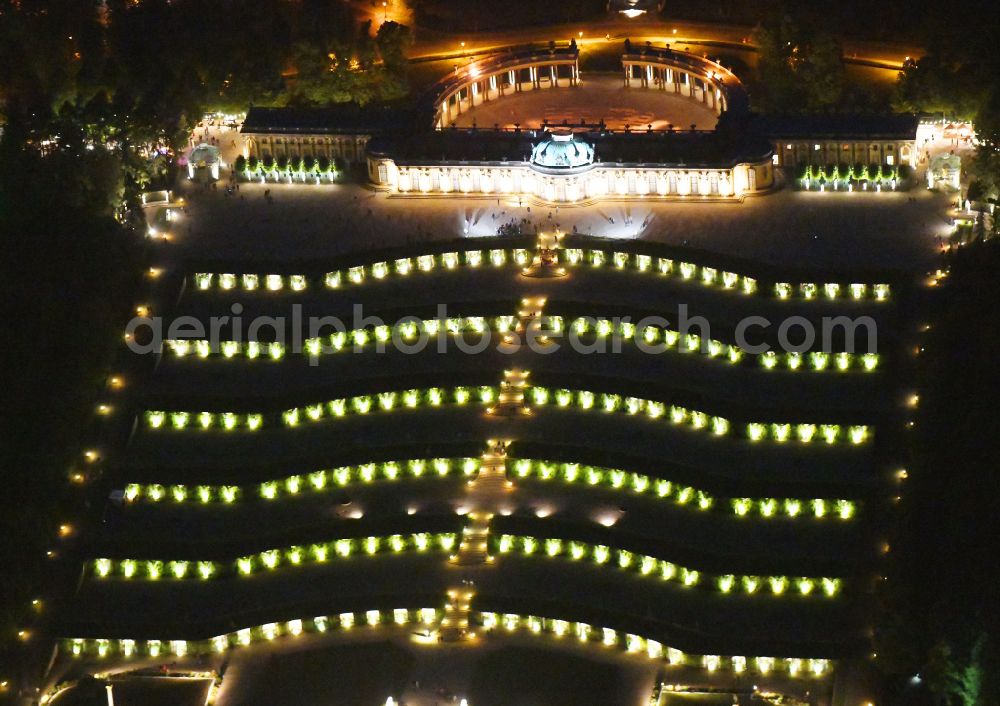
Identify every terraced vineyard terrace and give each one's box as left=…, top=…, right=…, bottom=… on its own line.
left=55, top=232, right=914, bottom=706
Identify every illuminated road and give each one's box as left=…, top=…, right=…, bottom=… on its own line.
left=406, top=16, right=920, bottom=74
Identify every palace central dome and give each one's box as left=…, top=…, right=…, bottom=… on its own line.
left=530, top=132, right=594, bottom=169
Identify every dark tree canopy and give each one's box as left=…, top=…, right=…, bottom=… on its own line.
left=877, top=241, right=1000, bottom=706
left=749, top=14, right=846, bottom=114
left=0, top=0, right=415, bottom=679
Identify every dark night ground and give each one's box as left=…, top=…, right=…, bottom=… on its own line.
left=49, top=677, right=212, bottom=706
left=47, top=639, right=632, bottom=705
left=468, top=647, right=623, bottom=706
left=215, top=641, right=625, bottom=706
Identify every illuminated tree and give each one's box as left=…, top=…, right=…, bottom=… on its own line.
left=376, top=21, right=413, bottom=72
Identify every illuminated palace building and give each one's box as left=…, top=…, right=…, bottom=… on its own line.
left=241, top=43, right=918, bottom=203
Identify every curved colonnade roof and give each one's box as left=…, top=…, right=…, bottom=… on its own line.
left=366, top=127, right=773, bottom=169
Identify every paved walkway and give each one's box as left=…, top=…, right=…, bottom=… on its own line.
left=450, top=74, right=718, bottom=131
left=166, top=172, right=948, bottom=272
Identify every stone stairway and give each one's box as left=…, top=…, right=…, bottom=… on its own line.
left=453, top=511, right=494, bottom=566
left=522, top=230, right=568, bottom=278
left=488, top=368, right=532, bottom=417
left=439, top=584, right=476, bottom=641
left=437, top=296, right=543, bottom=641
left=438, top=442, right=514, bottom=641
left=471, top=440, right=513, bottom=495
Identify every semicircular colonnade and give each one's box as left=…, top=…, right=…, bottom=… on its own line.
left=432, top=45, right=583, bottom=129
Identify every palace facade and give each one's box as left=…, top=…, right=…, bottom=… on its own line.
left=366, top=129, right=775, bottom=202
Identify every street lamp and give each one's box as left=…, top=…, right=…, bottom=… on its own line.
left=382, top=1, right=387, bottom=21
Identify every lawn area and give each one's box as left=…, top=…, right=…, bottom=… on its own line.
left=217, top=641, right=414, bottom=705
left=468, top=645, right=628, bottom=706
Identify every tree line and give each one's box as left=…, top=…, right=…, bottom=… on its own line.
left=0, top=0, right=412, bottom=689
